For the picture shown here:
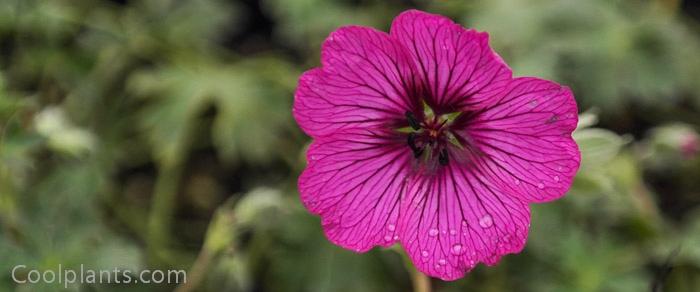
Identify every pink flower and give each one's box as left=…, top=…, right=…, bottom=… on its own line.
left=293, top=10, right=580, bottom=280
left=680, top=133, right=699, bottom=159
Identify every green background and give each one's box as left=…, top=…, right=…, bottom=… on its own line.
left=1, top=0, right=700, bottom=291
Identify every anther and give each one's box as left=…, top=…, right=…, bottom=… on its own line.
left=407, top=133, right=423, bottom=158
left=438, top=149, right=449, bottom=165
left=413, top=148, right=424, bottom=158
left=405, top=111, right=421, bottom=130
left=407, top=133, right=418, bottom=150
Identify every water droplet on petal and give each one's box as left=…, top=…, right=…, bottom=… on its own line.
left=479, top=214, right=493, bottom=228
left=553, top=175, right=560, bottom=182
left=449, top=229, right=457, bottom=236
left=529, top=99, right=538, bottom=108
left=421, top=250, right=429, bottom=257
left=393, top=235, right=399, bottom=240
left=461, top=220, right=469, bottom=226
left=537, top=182, right=545, bottom=189
left=384, top=235, right=392, bottom=242
left=428, top=228, right=439, bottom=237
left=438, top=259, right=447, bottom=265
left=387, top=224, right=396, bottom=231
left=451, top=244, right=463, bottom=255
left=503, top=234, right=512, bottom=243
left=514, top=179, right=521, bottom=185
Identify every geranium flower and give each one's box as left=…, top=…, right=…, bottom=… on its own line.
left=293, top=9, right=580, bottom=280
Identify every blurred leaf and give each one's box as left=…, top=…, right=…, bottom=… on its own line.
left=574, top=128, right=628, bottom=169
left=129, top=55, right=296, bottom=165
left=470, top=0, right=700, bottom=110
left=260, top=211, right=405, bottom=292
left=262, top=0, right=401, bottom=55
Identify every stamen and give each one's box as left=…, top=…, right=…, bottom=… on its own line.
left=407, top=133, right=424, bottom=158
left=405, top=111, right=421, bottom=130
left=413, top=148, right=424, bottom=158
left=438, top=149, right=449, bottom=166
left=407, top=133, right=418, bottom=150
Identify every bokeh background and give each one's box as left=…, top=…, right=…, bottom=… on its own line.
left=1, top=0, right=700, bottom=291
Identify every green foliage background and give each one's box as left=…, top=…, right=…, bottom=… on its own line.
left=1, top=0, right=700, bottom=291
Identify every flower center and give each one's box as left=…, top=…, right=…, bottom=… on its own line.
left=403, top=106, right=462, bottom=166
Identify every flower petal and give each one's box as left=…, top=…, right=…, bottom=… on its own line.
left=293, top=26, right=421, bottom=138
left=398, top=165, right=530, bottom=281
left=466, top=77, right=580, bottom=202
left=390, top=10, right=512, bottom=113
left=299, top=128, right=412, bottom=251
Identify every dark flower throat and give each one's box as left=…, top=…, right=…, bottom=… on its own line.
left=403, top=108, right=462, bottom=167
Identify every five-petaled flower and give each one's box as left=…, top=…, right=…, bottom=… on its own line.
left=293, top=9, right=580, bottom=280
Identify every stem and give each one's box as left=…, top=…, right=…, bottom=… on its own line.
left=146, top=119, right=199, bottom=266
left=397, top=248, right=432, bottom=292
left=411, top=270, right=432, bottom=292
left=147, top=159, right=184, bottom=265
left=175, top=197, right=238, bottom=292
left=174, top=248, right=213, bottom=292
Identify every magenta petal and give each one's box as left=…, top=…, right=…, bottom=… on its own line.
left=466, top=77, right=581, bottom=202
left=299, top=128, right=412, bottom=251
left=293, top=26, right=421, bottom=138
left=390, top=10, right=512, bottom=113
left=398, top=165, right=530, bottom=281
